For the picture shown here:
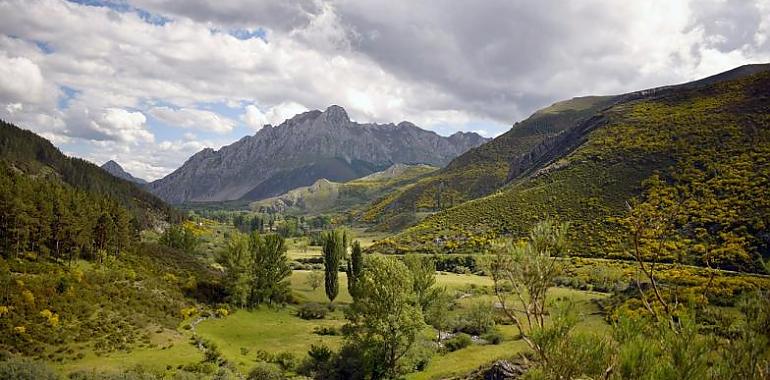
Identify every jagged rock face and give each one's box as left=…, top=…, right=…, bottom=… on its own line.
left=101, top=160, right=147, bottom=184
left=147, top=105, right=489, bottom=203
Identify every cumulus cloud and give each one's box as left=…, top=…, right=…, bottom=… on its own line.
left=0, top=54, right=46, bottom=104
left=150, top=107, right=236, bottom=133
left=65, top=106, right=153, bottom=143
left=0, top=0, right=768, bottom=179
left=242, top=101, right=309, bottom=129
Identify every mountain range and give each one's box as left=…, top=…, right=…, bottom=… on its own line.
left=147, top=105, right=489, bottom=204
left=101, top=160, right=148, bottom=184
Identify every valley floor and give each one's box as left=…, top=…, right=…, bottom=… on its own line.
left=48, top=269, right=608, bottom=379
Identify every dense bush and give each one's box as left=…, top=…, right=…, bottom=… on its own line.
left=0, top=242, right=215, bottom=359
left=297, top=303, right=327, bottom=320
left=481, top=329, right=504, bottom=345
left=443, top=333, right=472, bottom=352
left=274, top=351, right=299, bottom=371
left=455, top=300, right=495, bottom=335
left=247, top=363, right=283, bottom=380
left=0, top=358, right=59, bottom=380
left=312, top=326, right=339, bottom=336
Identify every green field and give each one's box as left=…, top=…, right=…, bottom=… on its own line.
left=191, top=270, right=610, bottom=379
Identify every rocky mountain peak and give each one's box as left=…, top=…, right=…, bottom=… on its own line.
left=100, top=160, right=147, bottom=185
left=320, top=105, right=350, bottom=125
left=102, top=160, right=121, bottom=171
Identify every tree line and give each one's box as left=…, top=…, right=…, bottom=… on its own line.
left=0, top=121, right=177, bottom=228
left=0, top=162, right=134, bottom=262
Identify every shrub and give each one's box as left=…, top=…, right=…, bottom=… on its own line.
left=202, top=340, right=223, bottom=364
left=215, top=307, right=229, bottom=318
left=481, top=329, right=504, bottom=345
left=254, top=349, right=274, bottom=363
left=456, top=300, right=495, bottom=335
left=298, top=344, right=334, bottom=378
left=312, top=326, right=339, bottom=336
left=274, top=351, right=299, bottom=371
left=0, top=358, right=59, bottom=380
left=402, top=339, right=435, bottom=373
left=297, top=303, right=327, bottom=320
left=443, top=333, right=472, bottom=352
left=247, top=362, right=283, bottom=380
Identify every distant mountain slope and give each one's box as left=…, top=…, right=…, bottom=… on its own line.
left=101, top=160, right=148, bottom=184
left=252, top=163, right=437, bottom=215
left=379, top=64, right=770, bottom=273
left=147, top=105, right=489, bottom=204
left=361, top=95, right=615, bottom=226
left=0, top=120, right=176, bottom=226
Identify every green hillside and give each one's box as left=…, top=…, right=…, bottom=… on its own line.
left=0, top=121, right=178, bottom=227
left=251, top=164, right=437, bottom=216
left=361, top=96, right=614, bottom=228
left=378, top=66, right=770, bottom=273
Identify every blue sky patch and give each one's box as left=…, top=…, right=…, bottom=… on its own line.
left=57, top=86, right=80, bottom=109
left=34, top=40, right=54, bottom=54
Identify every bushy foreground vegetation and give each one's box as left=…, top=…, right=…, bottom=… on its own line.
left=0, top=242, right=216, bottom=361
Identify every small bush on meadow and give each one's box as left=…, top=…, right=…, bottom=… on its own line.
left=254, top=349, right=274, bottom=363
left=274, top=351, right=299, bottom=371
left=297, top=303, right=327, bottom=320
left=312, top=326, right=339, bottom=336
left=247, top=362, right=283, bottom=380
left=481, top=328, right=504, bottom=345
left=443, top=333, right=472, bottom=352
left=455, top=300, right=495, bottom=335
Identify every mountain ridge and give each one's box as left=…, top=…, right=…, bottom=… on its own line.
left=362, top=63, right=770, bottom=230
left=147, top=105, right=489, bottom=204
left=376, top=64, right=770, bottom=273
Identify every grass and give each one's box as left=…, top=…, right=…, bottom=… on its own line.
left=291, top=270, right=353, bottom=304
left=435, top=272, right=494, bottom=288
left=55, top=329, right=202, bottom=375
left=194, top=270, right=353, bottom=372
left=193, top=269, right=610, bottom=379
left=286, top=228, right=390, bottom=260
left=195, top=308, right=345, bottom=373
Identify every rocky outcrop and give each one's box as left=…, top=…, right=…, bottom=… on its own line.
left=506, top=113, right=608, bottom=181
left=147, top=105, right=489, bottom=203
left=458, top=359, right=530, bottom=380
left=101, top=160, right=148, bottom=184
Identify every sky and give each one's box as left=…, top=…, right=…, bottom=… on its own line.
left=0, top=0, right=768, bottom=180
